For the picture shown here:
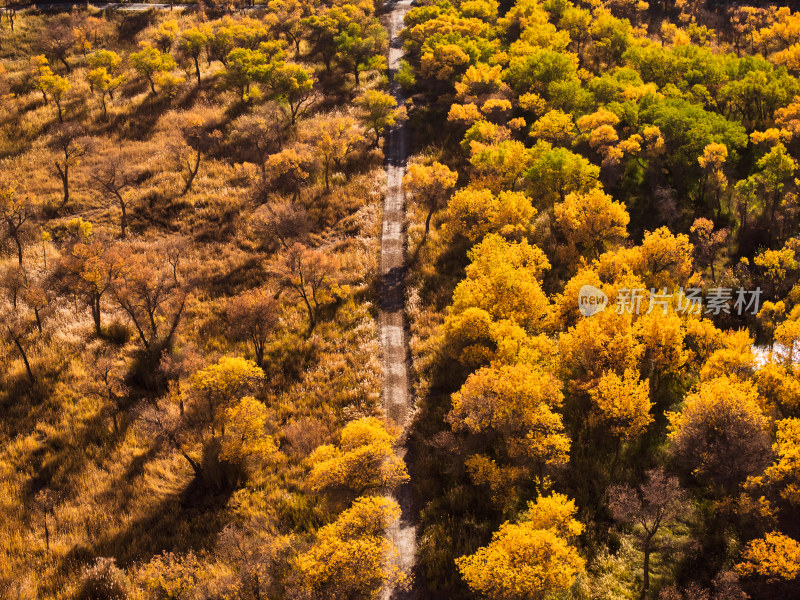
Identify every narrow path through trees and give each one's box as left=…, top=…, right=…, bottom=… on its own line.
left=380, top=0, right=418, bottom=598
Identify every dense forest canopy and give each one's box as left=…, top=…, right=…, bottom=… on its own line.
left=0, top=0, right=799, bottom=598
left=400, top=0, right=800, bottom=598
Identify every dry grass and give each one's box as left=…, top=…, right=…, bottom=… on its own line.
left=0, top=6, right=391, bottom=595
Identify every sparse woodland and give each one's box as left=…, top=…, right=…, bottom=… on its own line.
left=0, top=0, right=409, bottom=597
left=0, top=0, right=800, bottom=599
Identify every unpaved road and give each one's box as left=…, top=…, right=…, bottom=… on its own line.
left=16, top=2, right=190, bottom=11
left=380, top=0, right=418, bottom=598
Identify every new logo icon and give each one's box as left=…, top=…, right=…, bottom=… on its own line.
left=578, top=285, right=607, bottom=317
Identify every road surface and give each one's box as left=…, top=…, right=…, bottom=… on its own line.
left=15, top=2, right=187, bottom=11
left=380, top=0, right=418, bottom=598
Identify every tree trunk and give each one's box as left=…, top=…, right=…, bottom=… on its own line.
left=13, top=235, right=22, bottom=266
left=424, top=208, right=434, bottom=240
left=92, top=296, right=102, bottom=336
left=300, top=291, right=315, bottom=337
left=194, top=56, right=201, bottom=86
left=118, top=196, right=127, bottom=239
left=641, top=539, right=652, bottom=599
left=44, top=513, right=50, bottom=552
left=13, top=337, right=35, bottom=384
left=181, top=450, right=203, bottom=478
left=182, top=151, right=201, bottom=195
left=163, top=298, right=185, bottom=350
left=254, top=340, right=265, bottom=368
left=55, top=162, right=69, bottom=207
left=62, top=166, right=69, bottom=206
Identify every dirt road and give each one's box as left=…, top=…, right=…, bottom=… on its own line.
left=380, top=0, right=418, bottom=598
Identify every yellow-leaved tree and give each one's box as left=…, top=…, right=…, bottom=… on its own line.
left=450, top=233, right=551, bottom=334
left=309, top=417, right=409, bottom=496
left=553, top=187, right=629, bottom=259
left=753, top=362, right=800, bottom=417
left=448, top=363, right=569, bottom=466
left=635, top=309, right=688, bottom=392
left=190, top=357, right=265, bottom=435
left=456, top=492, right=585, bottom=600
left=441, top=306, right=556, bottom=371
left=558, top=310, right=644, bottom=392
left=636, top=227, right=694, bottom=291
left=590, top=368, right=653, bottom=441
left=530, top=110, right=576, bottom=145
left=448, top=363, right=570, bottom=503
left=699, top=329, right=757, bottom=382
left=736, top=531, right=800, bottom=581
left=402, top=161, right=458, bottom=241
left=295, top=496, right=408, bottom=600
left=220, top=396, right=282, bottom=484
left=750, top=418, right=800, bottom=506
left=444, top=187, right=537, bottom=243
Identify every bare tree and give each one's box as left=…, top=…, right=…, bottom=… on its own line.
left=229, top=103, right=292, bottom=179
left=0, top=265, right=48, bottom=335
left=112, top=243, right=187, bottom=353
left=159, top=345, right=204, bottom=413
left=3, top=0, right=19, bottom=32
left=1, top=298, right=38, bottom=384
left=23, top=282, right=49, bottom=334
left=658, top=571, right=748, bottom=600
left=90, top=154, right=134, bottom=238
left=51, top=124, right=90, bottom=209
left=171, top=118, right=222, bottom=196
left=608, top=468, right=686, bottom=599
left=263, top=147, right=314, bottom=203
left=137, top=396, right=204, bottom=478
left=252, top=201, right=312, bottom=250
left=226, top=288, right=280, bottom=367
left=276, top=243, right=338, bottom=336
left=690, top=218, right=728, bottom=282
left=38, top=17, right=76, bottom=73
left=85, top=349, right=130, bottom=434
left=1, top=263, right=26, bottom=308
left=217, top=518, right=289, bottom=600
left=34, top=489, right=57, bottom=554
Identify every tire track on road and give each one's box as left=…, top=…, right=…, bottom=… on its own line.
left=380, top=0, right=418, bottom=598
